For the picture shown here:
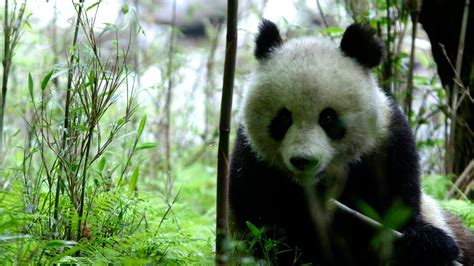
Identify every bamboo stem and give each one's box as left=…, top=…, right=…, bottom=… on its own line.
left=447, top=0, right=470, bottom=174
left=216, top=0, right=238, bottom=263
left=331, top=199, right=403, bottom=238
left=163, top=0, right=177, bottom=198
left=53, top=0, right=84, bottom=238
left=404, top=4, right=420, bottom=116
left=446, top=159, right=474, bottom=199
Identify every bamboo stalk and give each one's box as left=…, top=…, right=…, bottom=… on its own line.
left=1, top=0, right=26, bottom=158
left=404, top=1, right=421, bottom=116
left=331, top=199, right=403, bottom=238
left=216, top=0, right=238, bottom=263
left=163, top=0, right=177, bottom=198
left=53, top=0, right=84, bottom=237
left=447, top=0, right=470, bottom=174
left=446, top=159, right=474, bottom=199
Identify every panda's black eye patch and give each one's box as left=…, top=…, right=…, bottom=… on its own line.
left=269, top=108, right=292, bottom=141
left=319, top=108, right=346, bottom=140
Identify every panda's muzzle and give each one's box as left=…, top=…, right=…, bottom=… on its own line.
left=290, top=156, right=319, bottom=172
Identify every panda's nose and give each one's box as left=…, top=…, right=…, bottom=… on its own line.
left=290, top=157, right=319, bottom=171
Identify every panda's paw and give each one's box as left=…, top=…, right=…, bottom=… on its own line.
left=394, top=223, right=459, bottom=266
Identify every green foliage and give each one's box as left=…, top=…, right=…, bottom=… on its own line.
left=441, top=200, right=474, bottom=230
left=422, top=175, right=453, bottom=200
left=0, top=182, right=214, bottom=264
left=422, top=175, right=474, bottom=229
left=223, top=222, right=289, bottom=265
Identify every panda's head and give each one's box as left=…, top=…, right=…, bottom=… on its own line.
left=242, top=20, right=391, bottom=184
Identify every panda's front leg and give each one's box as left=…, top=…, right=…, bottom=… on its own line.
left=394, top=219, right=460, bottom=266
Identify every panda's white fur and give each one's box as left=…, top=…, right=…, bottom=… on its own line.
left=242, top=37, right=391, bottom=182
left=421, top=193, right=455, bottom=239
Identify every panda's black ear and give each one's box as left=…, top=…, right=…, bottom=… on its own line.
left=255, top=19, right=283, bottom=60
left=340, top=23, right=385, bottom=68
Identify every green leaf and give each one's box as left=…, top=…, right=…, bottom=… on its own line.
left=41, top=69, right=54, bottom=91
left=245, top=221, right=262, bottom=237
left=73, top=125, right=89, bottom=132
left=356, top=201, right=382, bottom=222
left=116, top=118, right=125, bottom=126
left=383, top=204, right=412, bottom=230
left=0, top=234, right=31, bottom=241
left=98, top=157, right=106, bottom=172
left=322, top=26, right=344, bottom=36
left=121, top=4, right=129, bottom=14
left=128, top=166, right=139, bottom=195
left=137, top=115, right=146, bottom=140
left=136, top=142, right=159, bottom=151
left=86, top=1, right=101, bottom=11
left=45, top=240, right=77, bottom=248
left=28, top=73, right=34, bottom=101
left=103, top=23, right=119, bottom=32
left=50, top=244, right=82, bottom=262
left=88, top=70, right=95, bottom=84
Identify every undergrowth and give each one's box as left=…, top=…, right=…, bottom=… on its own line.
left=0, top=163, right=215, bottom=264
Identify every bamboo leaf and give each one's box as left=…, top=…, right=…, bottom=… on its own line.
left=121, top=4, right=129, bottom=14
left=136, top=142, right=159, bottom=151
left=116, top=118, right=125, bottom=126
left=357, top=201, right=382, bottom=222
left=73, top=125, right=89, bottom=132
left=137, top=115, right=146, bottom=140
left=28, top=73, right=33, bottom=101
left=45, top=240, right=77, bottom=248
left=41, top=69, right=54, bottom=91
left=245, top=221, right=261, bottom=237
left=98, top=157, right=106, bottom=172
left=128, top=166, right=139, bottom=195
left=86, top=1, right=101, bottom=11
left=0, top=234, right=31, bottom=241
left=88, top=70, right=95, bottom=84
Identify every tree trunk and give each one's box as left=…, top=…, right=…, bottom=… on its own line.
left=419, top=0, right=474, bottom=193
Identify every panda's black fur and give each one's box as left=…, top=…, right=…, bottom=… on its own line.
left=229, top=20, right=473, bottom=265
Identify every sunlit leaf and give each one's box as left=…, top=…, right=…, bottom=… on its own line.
left=41, top=69, right=54, bottom=91
left=246, top=221, right=262, bottom=237
left=0, top=235, right=31, bottom=241
left=28, top=73, right=34, bottom=101
left=128, top=166, right=139, bottom=195
left=136, top=142, right=159, bottom=151
left=121, top=4, right=129, bottom=14
left=45, top=240, right=78, bottom=248
left=98, top=157, right=106, bottom=172
left=86, top=1, right=101, bottom=11
left=137, top=115, right=146, bottom=140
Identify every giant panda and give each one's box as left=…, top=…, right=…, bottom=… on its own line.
left=229, top=20, right=474, bottom=265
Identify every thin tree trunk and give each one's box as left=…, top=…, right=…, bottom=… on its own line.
left=1, top=0, right=11, bottom=158
left=204, top=22, right=222, bottom=141
left=382, top=0, right=393, bottom=94
left=448, top=0, right=470, bottom=175
left=164, top=0, right=177, bottom=198
left=404, top=4, right=420, bottom=116
left=216, top=0, right=238, bottom=263
left=420, top=0, right=474, bottom=193
left=1, top=0, right=27, bottom=159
